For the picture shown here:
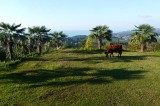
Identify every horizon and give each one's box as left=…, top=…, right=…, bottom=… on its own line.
left=0, top=0, right=160, bottom=36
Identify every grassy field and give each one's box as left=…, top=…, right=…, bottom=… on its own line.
left=0, top=49, right=160, bottom=106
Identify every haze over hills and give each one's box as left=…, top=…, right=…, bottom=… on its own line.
left=64, top=30, right=90, bottom=37
left=66, top=28, right=160, bottom=45
left=113, top=28, right=160, bottom=39
left=65, top=28, right=160, bottom=38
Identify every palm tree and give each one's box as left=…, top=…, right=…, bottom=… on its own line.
left=131, top=24, right=158, bottom=52
left=28, top=26, right=50, bottom=54
left=16, top=35, right=29, bottom=57
left=50, top=31, right=67, bottom=49
left=90, top=25, right=112, bottom=49
left=0, top=22, right=25, bottom=60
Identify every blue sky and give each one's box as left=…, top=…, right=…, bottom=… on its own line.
left=0, top=0, right=160, bottom=35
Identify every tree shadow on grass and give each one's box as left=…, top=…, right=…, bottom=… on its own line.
left=0, top=67, right=146, bottom=88
left=5, top=55, right=148, bottom=71
left=61, top=49, right=105, bottom=54
left=106, top=55, right=147, bottom=63
left=53, top=55, right=147, bottom=64
left=0, top=67, right=90, bottom=84
left=6, top=57, right=50, bottom=71
left=53, top=56, right=106, bottom=62
left=107, top=54, right=160, bottom=63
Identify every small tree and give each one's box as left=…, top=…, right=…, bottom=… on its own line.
left=84, top=35, right=95, bottom=50
left=90, top=25, right=112, bottom=49
left=50, top=31, right=67, bottom=49
left=28, top=26, right=50, bottom=54
left=131, top=24, right=158, bottom=52
left=0, top=22, right=25, bottom=60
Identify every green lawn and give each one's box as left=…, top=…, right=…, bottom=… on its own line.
left=0, top=49, right=160, bottom=106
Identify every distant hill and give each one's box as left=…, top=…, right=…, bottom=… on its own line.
left=66, top=29, right=160, bottom=48
left=156, top=28, right=160, bottom=34
left=113, top=31, right=132, bottom=40
left=66, top=35, right=88, bottom=47
left=113, top=28, right=160, bottom=40
left=67, top=35, right=88, bottom=40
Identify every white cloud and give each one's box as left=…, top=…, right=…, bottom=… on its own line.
left=139, top=15, right=152, bottom=19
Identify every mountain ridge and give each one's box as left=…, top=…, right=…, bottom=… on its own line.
left=113, top=28, right=160, bottom=38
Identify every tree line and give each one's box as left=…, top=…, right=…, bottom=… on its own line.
left=0, top=22, right=159, bottom=61
left=0, top=22, right=67, bottom=61
left=85, top=24, right=159, bottom=52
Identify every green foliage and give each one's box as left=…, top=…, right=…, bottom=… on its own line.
left=28, top=26, right=51, bottom=54
left=105, top=41, right=111, bottom=47
left=147, top=42, right=160, bottom=51
left=90, top=25, right=112, bottom=40
left=0, top=22, right=26, bottom=60
left=128, top=42, right=141, bottom=51
left=128, top=42, right=160, bottom=51
left=66, top=35, right=88, bottom=48
left=90, top=25, right=112, bottom=49
left=131, top=24, right=158, bottom=52
left=0, top=48, right=6, bottom=61
left=84, top=35, right=95, bottom=50
left=79, top=39, right=86, bottom=48
left=50, top=31, right=67, bottom=49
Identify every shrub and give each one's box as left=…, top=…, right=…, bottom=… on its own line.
left=128, top=42, right=140, bottom=51
left=84, top=36, right=96, bottom=50
left=147, top=42, right=160, bottom=51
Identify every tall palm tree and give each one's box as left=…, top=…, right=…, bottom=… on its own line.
left=0, top=22, right=25, bottom=60
left=16, top=35, right=29, bottom=57
left=90, top=25, right=112, bottom=49
left=131, top=24, right=158, bottom=52
left=50, top=31, right=67, bottom=49
left=28, top=26, right=50, bottom=54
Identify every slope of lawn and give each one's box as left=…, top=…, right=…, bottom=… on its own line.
left=0, top=49, right=160, bottom=105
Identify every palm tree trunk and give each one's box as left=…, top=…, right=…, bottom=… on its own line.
left=37, top=44, right=42, bottom=55
left=36, top=38, right=42, bottom=55
left=28, top=39, right=31, bottom=54
left=39, top=45, right=42, bottom=54
left=56, top=42, right=60, bottom=49
left=21, top=45, right=24, bottom=56
left=98, top=39, right=103, bottom=49
left=140, top=42, right=145, bottom=52
left=8, top=40, right=14, bottom=60
left=29, top=45, right=31, bottom=54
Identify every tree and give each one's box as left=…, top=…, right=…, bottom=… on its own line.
left=15, top=35, right=29, bottom=57
left=28, top=26, right=50, bottom=54
left=50, top=31, right=67, bottom=49
left=131, top=24, right=158, bottom=52
left=84, top=35, right=95, bottom=50
left=90, top=25, right=112, bottom=49
left=0, top=22, right=25, bottom=60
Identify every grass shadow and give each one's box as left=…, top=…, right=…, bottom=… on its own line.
left=106, top=55, right=147, bottom=63
left=61, top=49, right=105, bottom=54
left=6, top=57, right=50, bottom=71
left=52, top=55, right=146, bottom=64
left=0, top=67, right=146, bottom=88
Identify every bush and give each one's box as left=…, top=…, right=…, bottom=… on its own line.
left=128, top=42, right=140, bottom=51
left=84, top=36, right=96, bottom=50
left=147, top=42, right=160, bottom=51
